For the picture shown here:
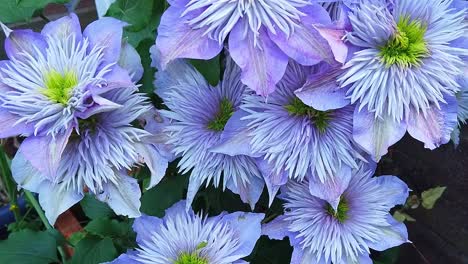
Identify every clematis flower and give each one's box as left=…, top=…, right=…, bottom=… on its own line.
left=339, top=0, right=467, bottom=160
left=263, top=162, right=410, bottom=264
left=155, top=0, right=348, bottom=96
left=152, top=48, right=275, bottom=209
left=242, top=61, right=363, bottom=199
left=2, top=14, right=165, bottom=224
left=108, top=200, right=264, bottom=264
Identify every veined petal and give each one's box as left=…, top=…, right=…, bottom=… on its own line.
left=407, top=96, right=458, bottom=150
left=19, top=129, right=72, bottom=181
left=119, top=41, right=143, bottom=83
left=367, top=215, right=409, bottom=251
left=0, top=109, right=34, bottom=138
left=11, top=151, right=46, bottom=193
left=83, top=17, right=127, bottom=64
left=226, top=174, right=264, bottom=210
left=229, top=22, right=288, bottom=96
left=135, top=143, right=169, bottom=190
left=41, top=13, right=82, bottom=42
left=76, top=93, right=122, bottom=119
left=308, top=165, right=352, bottom=210
left=4, top=30, right=48, bottom=60
left=269, top=21, right=334, bottom=66
left=38, top=181, right=84, bottom=225
left=97, top=172, right=142, bottom=218
left=132, top=214, right=163, bottom=245
left=261, top=215, right=290, bottom=240
left=156, top=6, right=223, bottom=68
left=353, top=107, right=407, bottom=161
left=375, top=175, right=410, bottom=208
left=295, top=64, right=349, bottom=111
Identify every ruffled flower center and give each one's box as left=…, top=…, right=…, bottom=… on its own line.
left=174, top=252, right=209, bottom=264
left=285, top=97, right=331, bottom=133
left=42, top=69, right=79, bottom=105
left=207, top=98, right=234, bottom=131
left=380, top=15, right=428, bottom=68
left=325, top=196, right=349, bottom=223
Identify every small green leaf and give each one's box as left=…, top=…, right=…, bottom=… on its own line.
left=393, top=210, right=416, bottom=222
left=0, top=229, right=58, bottom=264
left=71, top=237, right=118, bottom=264
left=405, top=194, right=420, bottom=209
left=85, top=218, right=131, bottom=238
left=68, top=231, right=87, bottom=247
left=0, top=0, right=68, bottom=23
left=421, top=186, right=446, bottom=209
left=80, top=194, right=114, bottom=219
left=190, top=56, right=221, bottom=86
left=141, top=174, right=188, bottom=217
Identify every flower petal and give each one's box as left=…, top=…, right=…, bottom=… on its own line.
left=156, top=6, right=222, bottom=68
left=308, top=165, right=352, bottom=210
left=4, top=30, right=48, bottom=60
left=118, top=41, right=143, bottom=83
left=269, top=21, right=334, bottom=66
left=83, top=17, right=127, bottom=64
left=367, top=215, right=409, bottom=251
left=0, top=109, right=33, bottom=138
left=11, top=151, right=46, bottom=193
left=256, top=158, right=288, bottom=206
left=353, top=107, right=407, bottom=161
left=135, top=143, right=170, bottom=190
left=19, top=129, right=72, bottom=181
left=132, top=214, right=163, bottom=245
left=220, top=211, right=264, bottom=260
left=295, top=65, right=349, bottom=111
left=41, top=13, right=82, bottom=42
left=38, top=182, right=84, bottom=225
left=375, top=175, right=410, bottom=208
left=226, top=174, right=264, bottom=210
left=210, top=110, right=257, bottom=157
left=97, top=172, right=142, bottom=218
left=229, top=22, right=288, bottom=96
left=261, top=215, right=290, bottom=240
left=76, top=93, right=122, bottom=119
left=407, top=96, right=458, bottom=150
left=106, top=251, right=140, bottom=264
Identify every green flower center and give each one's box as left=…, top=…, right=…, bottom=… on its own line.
left=325, top=196, right=349, bottom=223
left=380, top=15, right=429, bottom=68
left=285, top=97, right=331, bottom=133
left=207, top=98, right=234, bottom=131
left=174, top=252, right=208, bottom=264
left=42, top=70, right=78, bottom=105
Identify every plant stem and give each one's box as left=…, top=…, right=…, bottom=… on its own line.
left=24, top=190, right=68, bottom=262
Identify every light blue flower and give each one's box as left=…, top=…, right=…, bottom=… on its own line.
left=263, top=162, right=410, bottom=264
left=152, top=48, right=274, bottom=209
left=242, top=62, right=363, bottom=197
left=108, top=201, right=264, bottom=264
left=339, top=0, right=466, bottom=160
left=3, top=14, right=164, bottom=224
left=155, top=0, right=348, bottom=96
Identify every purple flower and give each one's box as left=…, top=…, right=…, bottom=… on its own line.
left=108, top=200, right=264, bottom=264
left=155, top=0, right=348, bottom=96
left=263, top=162, right=410, bottom=264
left=241, top=61, right=363, bottom=199
left=2, top=14, right=164, bottom=224
left=152, top=48, right=277, bottom=209
left=339, top=0, right=466, bottom=160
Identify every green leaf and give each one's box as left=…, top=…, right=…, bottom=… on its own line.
left=0, top=0, right=68, bottom=23
left=80, top=194, right=114, bottom=219
left=71, top=237, right=118, bottom=264
left=0, top=229, right=58, bottom=264
left=141, top=174, right=188, bottom=217
left=68, top=231, right=87, bottom=247
left=421, top=186, right=446, bottom=209
left=85, top=218, right=131, bottom=238
left=392, top=210, right=416, bottom=222
left=190, top=56, right=221, bottom=86
left=106, top=0, right=153, bottom=32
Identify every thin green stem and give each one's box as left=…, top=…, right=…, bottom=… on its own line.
left=24, top=190, right=68, bottom=262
